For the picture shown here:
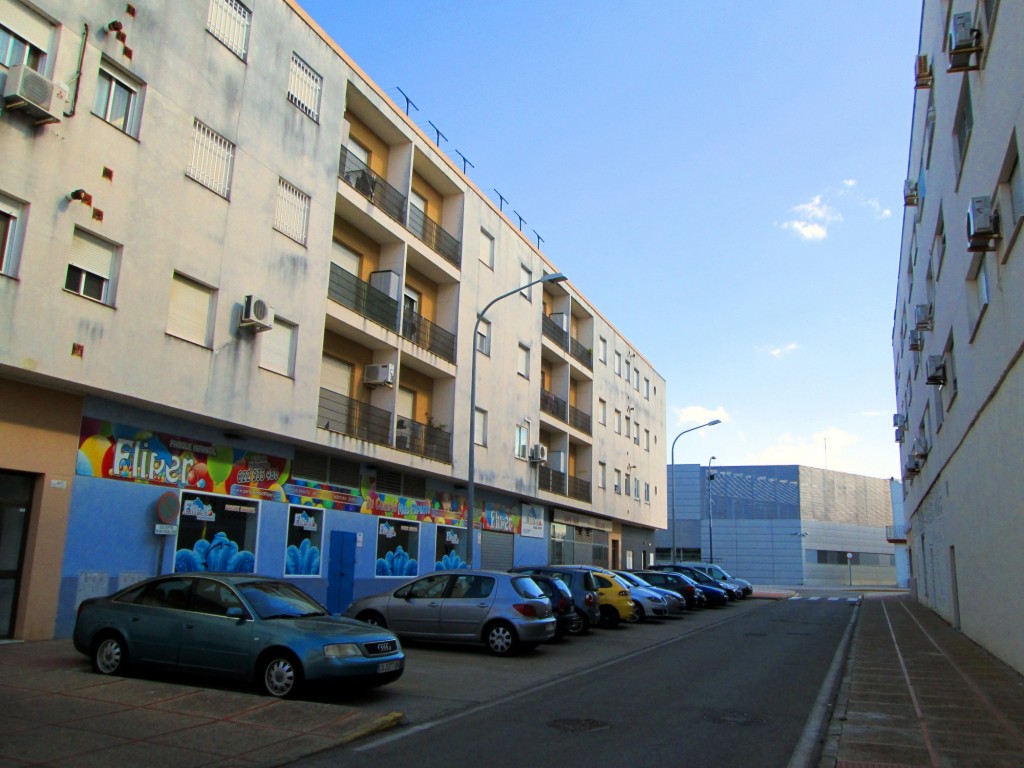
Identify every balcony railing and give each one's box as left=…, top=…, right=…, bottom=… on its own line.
left=568, top=337, right=593, bottom=370
left=317, top=389, right=391, bottom=446
left=338, top=145, right=407, bottom=223
left=539, top=465, right=566, bottom=495
left=402, top=311, right=456, bottom=363
left=540, top=389, right=568, bottom=422
left=567, top=475, right=591, bottom=502
left=407, top=205, right=461, bottom=268
left=395, top=417, right=452, bottom=463
left=568, top=403, right=592, bottom=435
left=542, top=314, right=568, bottom=348
left=543, top=315, right=593, bottom=371
left=886, top=524, right=909, bottom=543
left=327, top=264, right=399, bottom=332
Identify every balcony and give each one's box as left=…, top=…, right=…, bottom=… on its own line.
left=543, top=315, right=593, bottom=371
left=402, top=312, right=456, bottom=363
left=338, top=145, right=407, bottom=224
left=327, top=264, right=399, bottom=332
left=568, top=337, right=593, bottom=370
left=539, top=465, right=566, bottom=495
left=407, top=205, right=461, bottom=268
left=886, top=524, right=909, bottom=544
left=540, top=389, right=568, bottom=422
left=568, top=403, right=592, bottom=435
left=395, top=417, right=452, bottom=463
left=317, top=389, right=391, bottom=446
left=567, top=475, right=591, bottom=502
left=542, top=314, right=568, bottom=348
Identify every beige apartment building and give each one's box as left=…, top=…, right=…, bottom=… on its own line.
left=0, top=0, right=666, bottom=639
left=894, top=0, right=1024, bottom=673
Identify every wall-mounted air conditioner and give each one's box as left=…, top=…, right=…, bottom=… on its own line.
left=364, top=363, right=395, bottom=387
left=903, top=180, right=919, bottom=206
left=948, top=12, right=980, bottom=71
left=914, top=303, right=934, bottom=330
left=893, top=413, right=907, bottom=429
left=911, top=437, right=930, bottom=459
left=967, top=196, right=998, bottom=251
left=909, top=329, right=924, bottom=351
left=549, top=312, right=568, bottom=332
left=240, top=294, right=274, bottom=332
left=925, top=355, right=946, bottom=385
left=905, top=457, right=923, bottom=476
left=914, top=55, right=933, bottom=89
left=2, top=65, right=68, bottom=125
left=528, top=444, right=548, bottom=464
left=895, top=427, right=905, bottom=444
left=369, top=270, right=401, bottom=300
left=547, top=450, right=566, bottom=473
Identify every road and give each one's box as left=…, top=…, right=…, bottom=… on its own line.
left=291, top=592, right=859, bottom=768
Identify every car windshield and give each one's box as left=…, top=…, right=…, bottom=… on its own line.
left=510, top=576, right=545, bottom=599
left=238, top=580, right=327, bottom=619
left=627, top=573, right=653, bottom=587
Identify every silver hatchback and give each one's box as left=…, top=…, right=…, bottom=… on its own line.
left=345, top=570, right=556, bottom=656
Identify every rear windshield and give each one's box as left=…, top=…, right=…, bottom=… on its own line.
left=581, top=571, right=598, bottom=590
left=510, top=576, right=545, bottom=599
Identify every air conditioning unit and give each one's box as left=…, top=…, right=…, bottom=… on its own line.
left=909, top=329, right=924, bottom=351
left=893, top=413, right=907, bottom=429
left=549, top=312, right=568, bottom=332
left=2, top=65, right=68, bottom=125
left=364, top=363, right=395, bottom=387
left=528, top=443, right=548, bottom=464
left=925, top=355, right=946, bottom=385
left=914, top=303, right=934, bottom=330
left=914, top=55, right=933, bottom=89
left=369, top=270, right=401, bottom=300
left=912, top=437, right=931, bottom=459
left=894, top=427, right=905, bottom=444
left=948, top=12, right=980, bottom=71
left=967, top=196, right=999, bottom=251
left=240, top=294, right=273, bottom=332
left=903, top=180, right=919, bottom=206
left=905, top=457, right=923, bottom=476
left=548, top=450, right=566, bottom=473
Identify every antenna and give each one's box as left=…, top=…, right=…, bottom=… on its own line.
left=513, top=211, right=526, bottom=231
left=395, top=87, right=418, bottom=116
left=455, top=150, right=474, bottom=174
left=533, top=230, right=544, bottom=249
left=493, top=189, right=507, bottom=212
left=427, top=121, right=446, bottom=147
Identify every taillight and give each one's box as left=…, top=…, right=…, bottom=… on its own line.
left=513, top=603, right=538, bottom=617
left=585, top=593, right=595, bottom=605
left=618, top=590, right=629, bottom=597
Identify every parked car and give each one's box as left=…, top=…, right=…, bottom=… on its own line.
left=555, top=565, right=635, bottom=627
left=613, top=570, right=685, bottom=618
left=683, top=562, right=753, bottom=597
left=345, top=570, right=555, bottom=656
left=73, top=574, right=405, bottom=698
left=527, top=573, right=582, bottom=638
left=652, top=562, right=750, bottom=599
left=632, top=570, right=702, bottom=610
left=671, top=565, right=741, bottom=602
left=510, top=566, right=600, bottom=633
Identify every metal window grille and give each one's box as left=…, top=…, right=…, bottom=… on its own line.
left=274, top=178, right=310, bottom=245
left=187, top=120, right=235, bottom=198
left=206, top=0, right=251, bottom=59
left=288, top=53, right=322, bottom=120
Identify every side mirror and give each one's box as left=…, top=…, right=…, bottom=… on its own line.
left=226, top=606, right=246, bottom=620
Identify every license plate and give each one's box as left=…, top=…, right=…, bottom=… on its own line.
left=376, top=660, right=403, bottom=674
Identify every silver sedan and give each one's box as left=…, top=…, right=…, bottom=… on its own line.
left=345, top=570, right=556, bottom=656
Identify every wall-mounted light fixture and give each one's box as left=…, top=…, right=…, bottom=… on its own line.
left=107, top=20, right=123, bottom=32
left=67, top=189, right=92, bottom=205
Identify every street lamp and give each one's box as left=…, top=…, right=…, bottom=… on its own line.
left=668, top=419, right=721, bottom=564
left=707, top=455, right=717, bottom=563
left=465, top=272, right=568, bottom=569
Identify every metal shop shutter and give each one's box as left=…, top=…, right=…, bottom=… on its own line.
left=480, top=530, right=514, bottom=571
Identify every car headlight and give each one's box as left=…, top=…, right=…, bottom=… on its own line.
left=324, top=643, right=363, bottom=658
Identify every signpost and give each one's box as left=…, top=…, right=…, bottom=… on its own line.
left=847, top=552, right=853, bottom=586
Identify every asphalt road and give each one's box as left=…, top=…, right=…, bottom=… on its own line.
left=291, top=595, right=857, bottom=768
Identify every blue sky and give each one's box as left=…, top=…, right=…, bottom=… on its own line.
left=300, top=1, right=922, bottom=480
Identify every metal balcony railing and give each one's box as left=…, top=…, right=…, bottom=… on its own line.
left=395, top=417, right=452, bottom=463
left=886, top=524, right=909, bottom=543
left=327, top=264, right=399, bottom=332
left=540, top=389, right=568, bottom=422
left=539, top=465, right=566, bottom=495
left=567, top=475, right=591, bottom=502
left=338, top=145, right=407, bottom=223
left=542, top=314, right=568, bottom=348
left=317, top=389, right=392, bottom=446
left=568, top=403, right=592, bottom=435
left=407, top=205, right=461, bottom=268
left=569, top=337, right=593, bottom=370
left=402, top=311, right=456, bottom=363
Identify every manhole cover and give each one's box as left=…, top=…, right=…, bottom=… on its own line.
left=702, top=709, right=763, bottom=726
left=549, top=718, right=611, bottom=733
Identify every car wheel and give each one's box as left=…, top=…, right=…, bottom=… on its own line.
left=598, top=605, right=620, bottom=628
left=627, top=604, right=644, bottom=624
left=92, top=633, right=129, bottom=676
left=566, top=608, right=588, bottom=636
left=259, top=651, right=302, bottom=698
left=484, top=621, right=519, bottom=656
left=356, top=610, right=387, bottom=628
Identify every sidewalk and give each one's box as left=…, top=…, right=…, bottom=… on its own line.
left=0, top=640, right=402, bottom=767
left=819, top=593, right=1024, bottom=767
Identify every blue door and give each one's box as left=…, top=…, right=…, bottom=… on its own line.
left=326, top=531, right=356, bottom=614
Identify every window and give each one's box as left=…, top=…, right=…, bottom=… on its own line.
left=517, top=344, right=530, bottom=378
left=0, top=22, right=45, bottom=71
left=624, top=472, right=631, bottom=497
left=967, top=254, right=990, bottom=337
left=474, top=408, right=487, bottom=446
left=0, top=194, right=25, bottom=277
left=287, top=53, right=322, bottom=121
left=598, top=462, right=606, bottom=489
left=93, top=64, right=142, bottom=137
left=932, top=216, right=947, bottom=279
left=598, top=337, right=607, bottom=363
left=321, top=355, right=353, bottom=396
left=943, top=335, right=958, bottom=408
left=634, top=422, right=640, bottom=445
left=207, top=0, right=251, bottom=60
left=598, top=398, right=606, bottom=425
left=614, top=409, right=622, bottom=434
left=515, top=423, right=529, bottom=460
left=166, top=273, right=213, bottom=347
left=614, top=351, right=621, bottom=376
left=614, top=469, right=622, bottom=494
left=260, top=318, right=296, bottom=377
left=634, top=478, right=640, bottom=500
left=644, top=482, right=650, bottom=504
left=1010, top=155, right=1024, bottom=226
left=66, top=228, right=118, bottom=304
left=644, top=429, right=650, bottom=451
left=187, top=119, right=235, bottom=198
left=480, top=228, right=495, bottom=269
left=476, top=318, right=491, bottom=355
left=953, top=80, right=973, bottom=175
left=634, top=368, right=640, bottom=390
left=274, top=178, right=310, bottom=245
left=520, top=264, right=533, bottom=299
left=624, top=357, right=630, bottom=382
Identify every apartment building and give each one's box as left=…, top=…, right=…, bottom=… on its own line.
left=0, top=0, right=666, bottom=640
left=894, top=0, right=1024, bottom=673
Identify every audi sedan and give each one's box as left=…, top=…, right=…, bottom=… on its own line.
left=345, top=570, right=556, bottom=656
left=73, top=574, right=404, bottom=698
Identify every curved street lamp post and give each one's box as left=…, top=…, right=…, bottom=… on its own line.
left=668, top=419, right=721, bottom=564
left=707, top=455, right=717, bottom=563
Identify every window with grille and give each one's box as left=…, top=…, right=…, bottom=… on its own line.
left=274, top=178, right=310, bottom=245
left=93, top=64, right=143, bottom=137
left=287, top=53, right=322, bottom=121
left=66, top=228, right=118, bottom=304
left=206, top=0, right=251, bottom=60
left=187, top=120, right=235, bottom=198
left=166, top=273, right=213, bottom=347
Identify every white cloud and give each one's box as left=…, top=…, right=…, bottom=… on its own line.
left=863, top=197, right=892, bottom=219
left=769, top=342, right=799, bottom=358
left=781, top=194, right=842, bottom=240
left=843, top=179, right=857, bottom=188
left=745, top=428, right=858, bottom=469
left=782, top=220, right=828, bottom=240
left=672, top=405, right=730, bottom=430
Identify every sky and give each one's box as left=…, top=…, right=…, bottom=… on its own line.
left=299, top=1, right=923, bottom=481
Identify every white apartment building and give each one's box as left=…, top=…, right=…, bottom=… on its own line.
left=894, top=0, right=1024, bottom=673
left=0, top=0, right=666, bottom=640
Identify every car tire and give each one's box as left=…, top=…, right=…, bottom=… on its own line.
left=259, top=651, right=302, bottom=698
left=566, top=608, right=588, bottom=636
left=92, top=633, right=129, bottom=676
left=598, top=605, right=620, bottom=628
left=356, top=610, right=387, bottom=628
left=484, top=621, right=519, bottom=656
left=627, top=604, right=644, bottom=623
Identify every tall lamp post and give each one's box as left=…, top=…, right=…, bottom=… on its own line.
left=707, top=456, right=717, bottom=563
left=465, top=272, right=567, bottom=569
left=669, top=419, right=721, bottom=564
